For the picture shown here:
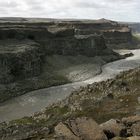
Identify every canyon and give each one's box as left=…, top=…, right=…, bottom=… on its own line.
left=0, top=18, right=140, bottom=140
left=0, top=18, right=133, bottom=102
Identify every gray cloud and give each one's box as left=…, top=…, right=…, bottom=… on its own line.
left=0, top=0, right=139, bottom=22
left=74, top=1, right=103, bottom=8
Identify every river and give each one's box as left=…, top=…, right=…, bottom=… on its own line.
left=0, top=49, right=140, bottom=122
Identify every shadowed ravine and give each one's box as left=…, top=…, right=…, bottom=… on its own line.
left=0, top=49, right=140, bottom=122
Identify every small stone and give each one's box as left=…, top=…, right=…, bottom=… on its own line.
left=120, top=99, right=124, bottom=102
left=12, top=130, right=19, bottom=135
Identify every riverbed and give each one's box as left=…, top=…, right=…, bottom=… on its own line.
left=0, top=49, right=140, bottom=122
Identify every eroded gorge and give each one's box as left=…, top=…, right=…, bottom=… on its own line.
left=0, top=18, right=140, bottom=140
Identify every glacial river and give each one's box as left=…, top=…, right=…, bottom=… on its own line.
left=0, top=49, right=140, bottom=122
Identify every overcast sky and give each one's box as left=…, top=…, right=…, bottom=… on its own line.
left=0, top=0, right=139, bottom=22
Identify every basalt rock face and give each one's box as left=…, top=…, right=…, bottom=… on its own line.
left=0, top=40, right=43, bottom=84
left=0, top=24, right=108, bottom=57
left=46, top=18, right=132, bottom=47
left=72, top=19, right=132, bottom=46
left=0, top=18, right=132, bottom=51
left=0, top=24, right=109, bottom=85
left=44, top=35, right=107, bottom=56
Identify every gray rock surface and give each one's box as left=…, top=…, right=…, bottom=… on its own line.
left=0, top=39, right=44, bottom=84
left=55, top=117, right=108, bottom=140
left=100, top=119, right=126, bottom=138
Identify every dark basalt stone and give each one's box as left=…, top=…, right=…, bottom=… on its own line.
left=0, top=39, right=44, bottom=84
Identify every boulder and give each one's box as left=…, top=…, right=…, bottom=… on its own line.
left=100, top=119, right=126, bottom=138
left=55, top=122, right=79, bottom=140
left=131, top=122, right=140, bottom=136
left=55, top=117, right=107, bottom=140
left=0, top=39, right=44, bottom=84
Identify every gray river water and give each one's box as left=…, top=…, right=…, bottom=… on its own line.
left=0, top=49, right=140, bottom=122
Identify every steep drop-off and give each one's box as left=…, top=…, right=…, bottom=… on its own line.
left=0, top=18, right=133, bottom=49
left=0, top=18, right=132, bottom=102
left=0, top=39, right=43, bottom=84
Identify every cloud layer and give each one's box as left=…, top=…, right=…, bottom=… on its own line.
left=0, top=0, right=139, bottom=22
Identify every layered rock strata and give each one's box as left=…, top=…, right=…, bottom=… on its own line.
left=0, top=18, right=132, bottom=48
left=0, top=18, right=132, bottom=101
left=0, top=18, right=124, bottom=85
left=0, top=40, right=43, bottom=84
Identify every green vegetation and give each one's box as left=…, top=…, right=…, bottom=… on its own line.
left=10, top=117, right=36, bottom=125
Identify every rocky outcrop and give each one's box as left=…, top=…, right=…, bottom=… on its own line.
left=55, top=117, right=108, bottom=140
left=100, top=119, right=126, bottom=139
left=44, top=34, right=108, bottom=56
left=0, top=22, right=113, bottom=56
left=0, top=116, right=140, bottom=140
left=73, top=19, right=132, bottom=46
left=0, top=39, right=44, bottom=84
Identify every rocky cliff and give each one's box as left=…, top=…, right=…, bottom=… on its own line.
left=0, top=18, right=132, bottom=102
left=0, top=39, right=43, bottom=84
left=0, top=18, right=133, bottom=49
left=46, top=18, right=132, bottom=47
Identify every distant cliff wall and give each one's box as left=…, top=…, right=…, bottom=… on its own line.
left=0, top=24, right=109, bottom=57
left=0, top=18, right=133, bottom=49
left=68, top=21, right=132, bottom=46
left=0, top=18, right=131, bottom=84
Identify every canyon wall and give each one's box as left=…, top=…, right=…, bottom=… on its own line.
left=0, top=18, right=132, bottom=91
left=0, top=40, right=43, bottom=84
left=47, top=18, right=132, bottom=46
left=0, top=18, right=132, bottom=49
